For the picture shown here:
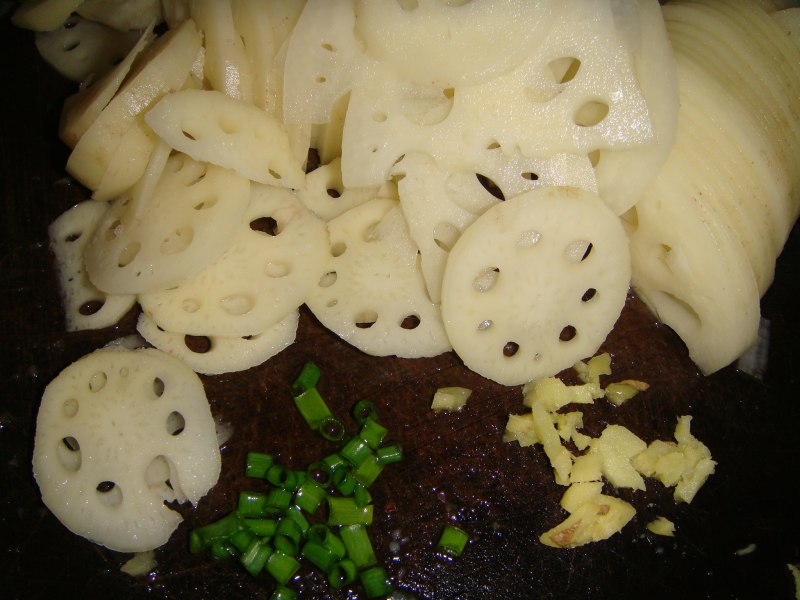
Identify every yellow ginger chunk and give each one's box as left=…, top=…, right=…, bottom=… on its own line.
left=590, top=425, right=648, bottom=490
left=646, top=516, right=676, bottom=537
left=574, top=352, right=612, bottom=384
left=503, top=413, right=539, bottom=447
left=531, top=403, right=573, bottom=486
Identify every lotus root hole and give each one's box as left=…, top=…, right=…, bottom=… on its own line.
left=472, top=267, right=500, bottom=293
left=221, top=294, right=255, bottom=316
left=548, top=57, right=581, bottom=83
left=160, top=226, right=194, bottom=255
left=477, top=319, right=493, bottom=331
left=319, top=271, right=338, bottom=288
left=355, top=310, right=378, bottom=329
left=184, top=334, right=212, bottom=354
left=117, top=241, right=141, bottom=268
left=574, top=101, right=609, bottom=128
left=57, top=436, right=81, bottom=471
left=517, top=230, right=541, bottom=248
left=89, top=371, right=107, bottom=393
left=433, top=221, right=459, bottom=252
left=503, top=341, right=520, bottom=357
left=167, top=411, right=186, bottom=436
left=219, top=113, right=240, bottom=135
left=265, top=261, right=290, bottom=278
left=400, top=314, right=420, bottom=330
left=331, top=241, right=347, bottom=257
left=79, top=299, right=105, bottom=316
left=582, top=288, right=597, bottom=302
left=564, top=240, right=593, bottom=263
left=62, top=398, right=79, bottom=418
left=181, top=298, right=201, bottom=313
left=560, top=325, right=577, bottom=342
left=96, top=481, right=123, bottom=507
left=152, top=377, right=165, bottom=398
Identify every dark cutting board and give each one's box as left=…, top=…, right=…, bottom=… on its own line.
left=2, top=13, right=799, bottom=600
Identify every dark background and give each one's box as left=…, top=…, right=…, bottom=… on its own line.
left=2, top=10, right=799, bottom=600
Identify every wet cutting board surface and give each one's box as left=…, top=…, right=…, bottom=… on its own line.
left=2, top=16, right=799, bottom=600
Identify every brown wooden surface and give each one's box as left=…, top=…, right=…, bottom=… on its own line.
left=2, top=14, right=800, bottom=600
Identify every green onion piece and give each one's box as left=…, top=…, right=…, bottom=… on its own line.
left=189, top=511, right=243, bottom=553
left=267, top=464, right=298, bottom=490
left=274, top=517, right=304, bottom=556
left=244, top=451, right=274, bottom=479
left=359, top=418, right=388, bottom=449
left=327, top=496, right=373, bottom=526
left=353, top=483, right=372, bottom=508
left=243, top=518, right=277, bottom=538
left=283, top=505, right=310, bottom=535
left=307, top=461, right=333, bottom=487
left=327, top=558, right=357, bottom=590
left=265, top=488, right=293, bottom=512
left=266, top=549, right=301, bottom=585
left=230, top=528, right=257, bottom=554
left=319, top=416, right=346, bottom=442
left=352, top=399, right=377, bottom=425
left=294, top=478, right=327, bottom=514
left=270, top=585, right=298, bottom=600
left=241, top=537, right=272, bottom=577
left=322, top=452, right=348, bottom=474
left=307, top=524, right=346, bottom=560
left=359, top=565, right=392, bottom=598
left=353, top=453, right=384, bottom=487
left=376, top=443, right=403, bottom=465
left=237, top=491, right=269, bottom=518
left=300, top=539, right=337, bottom=572
left=339, top=524, right=377, bottom=569
left=332, top=465, right=357, bottom=496
left=291, top=361, right=321, bottom=396
left=340, top=436, right=372, bottom=468
left=436, top=525, right=469, bottom=557
left=292, top=387, right=333, bottom=429
left=210, top=540, right=239, bottom=560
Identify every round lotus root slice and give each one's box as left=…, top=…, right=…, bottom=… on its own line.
left=32, top=346, right=221, bottom=552
left=440, top=186, right=630, bottom=386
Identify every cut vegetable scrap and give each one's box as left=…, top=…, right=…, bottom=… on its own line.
left=431, top=387, right=472, bottom=412
left=505, top=353, right=715, bottom=546
left=48, top=200, right=135, bottom=331
left=32, top=346, right=221, bottom=552
left=540, top=485, right=636, bottom=548
left=646, top=517, right=676, bottom=537
left=441, top=186, right=630, bottom=386
left=139, top=184, right=327, bottom=337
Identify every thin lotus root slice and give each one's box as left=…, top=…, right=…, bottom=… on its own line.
left=305, top=197, right=451, bottom=358
left=440, top=186, right=630, bottom=386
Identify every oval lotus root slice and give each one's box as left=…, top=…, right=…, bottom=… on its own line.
left=32, top=347, right=221, bottom=552
left=440, top=186, right=630, bottom=386
left=139, top=184, right=328, bottom=337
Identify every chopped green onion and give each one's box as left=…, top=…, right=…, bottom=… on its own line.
left=241, top=537, right=272, bottom=577
left=376, top=443, right=403, bottom=465
left=340, top=436, right=372, bottom=467
left=307, top=524, right=346, bottom=560
left=322, top=452, right=348, bottom=474
left=243, top=518, right=277, bottom=538
left=274, top=517, right=304, bottom=556
left=353, top=483, right=372, bottom=508
left=283, top=505, right=310, bottom=535
left=340, top=524, right=377, bottom=569
left=292, top=387, right=334, bottom=430
left=189, top=512, right=243, bottom=553
left=332, top=465, right=357, bottom=496
left=266, top=549, right=301, bottom=585
left=237, top=491, right=269, bottom=518
left=353, top=453, right=384, bottom=487
left=359, top=565, right=392, bottom=598
left=294, top=478, right=327, bottom=514
left=300, top=539, right=337, bottom=572
left=210, top=540, right=240, bottom=560
left=359, top=418, right=388, bottom=449
left=267, top=465, right=298, bottom=490
left=327, top=496, right=374, bottom=526
left=306, top=461, right=332, bottom=487
left=327, top=558, right=357, bottom=589
left=352, top=399, right=377, bottom=425
left=230, top=528, right=257, bottom=554
left=291, top=361, right=321, bottom=396
left=270, top=585, right=298, bottom=600
left=265, top=488, right=293, bottom=512
left=245, top=451, right=274, bottom=479
left=436, top=525, right=470, bottom=557
left=319, top=416, right=346, bottom=442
